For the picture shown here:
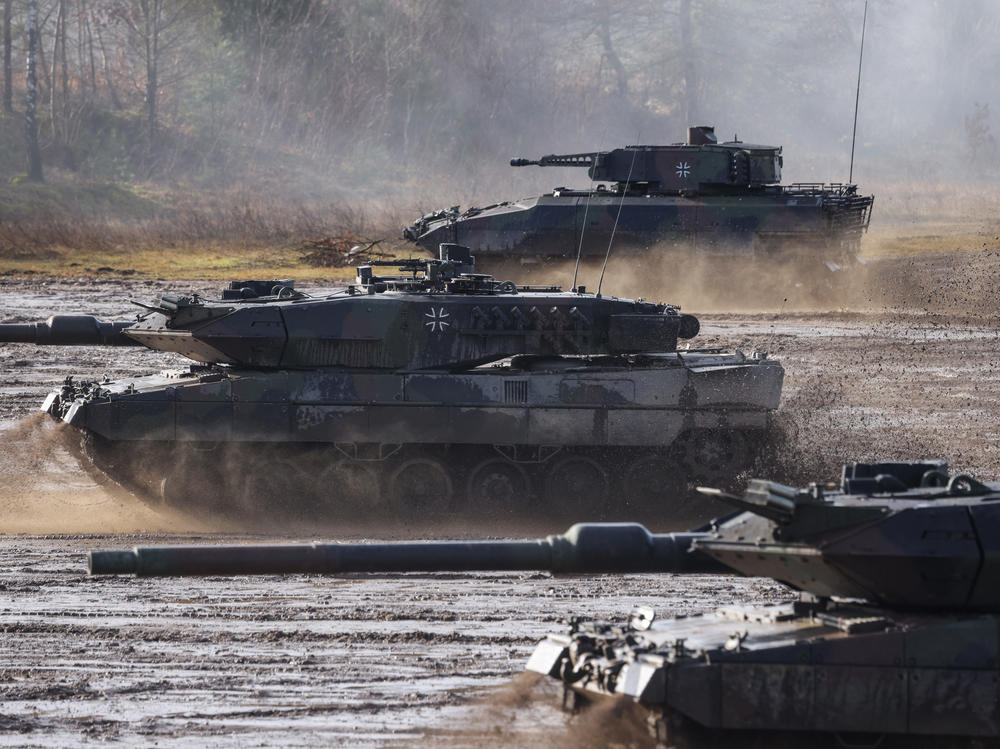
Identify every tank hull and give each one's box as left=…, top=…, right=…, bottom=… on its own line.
left=408, top=186, right=873, bottom=262
left=529, top=601, right=1000, bottom=741
left=46, top=352, right=782, bottom=520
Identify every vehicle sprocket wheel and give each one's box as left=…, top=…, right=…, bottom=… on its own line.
left=675, top=430, right=751, bottom=485
left=386, top=454, right=454, bottom=519
left=543, top=454, right=610, bottom=519
left=466, top=458, right=531, bottom=517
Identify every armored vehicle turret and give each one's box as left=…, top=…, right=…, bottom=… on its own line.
left=90, top=461, right=1000, bottom=744
left=0, top=244, right=782, bottom=521
left=404, top=125, right=874, bottom=267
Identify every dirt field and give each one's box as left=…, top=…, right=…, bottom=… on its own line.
left=1, top=245, right=1000, bottom=746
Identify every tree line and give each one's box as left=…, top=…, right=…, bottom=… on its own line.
left=1, top=0, right=996, bottom=190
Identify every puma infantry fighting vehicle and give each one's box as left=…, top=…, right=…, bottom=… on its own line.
left=404, top=125, right=874, bottom=267
left=90, top=461, right=1000, bottom=746
left=0, top=245, right=782, bottom=520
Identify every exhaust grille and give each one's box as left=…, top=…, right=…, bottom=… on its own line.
left=504, top=380, right=528, bottom=404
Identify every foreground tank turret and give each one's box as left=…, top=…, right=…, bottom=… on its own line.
left=404, top=125, right=874, bottom=267
left=0, top=244, right=782, bottom=521
left=89, top=461, right=1000, bottom=744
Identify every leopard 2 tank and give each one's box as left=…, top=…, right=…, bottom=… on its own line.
left=0, top=244, right=782, bottom=522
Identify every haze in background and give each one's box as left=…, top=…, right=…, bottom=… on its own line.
left=1, top=0, right=997, bottom=212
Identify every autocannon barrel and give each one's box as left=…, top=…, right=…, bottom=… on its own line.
left=88, top=523, right=727, bottom=577
left=509, top=153, right=597, bottom=168
left=0, top=315, right=139, bottom=346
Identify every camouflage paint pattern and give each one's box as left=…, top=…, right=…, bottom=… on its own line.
left=526, top=461, right=1000, bottom=738
left=1, top=247, right=783, bottom=514
left=404, top=126, right=874, bottom=260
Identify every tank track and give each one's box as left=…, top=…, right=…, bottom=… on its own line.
left=80, top=427, right=775, bottom=528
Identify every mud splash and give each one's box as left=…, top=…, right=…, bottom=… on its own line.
left=0, top=413, right=206, bottom=534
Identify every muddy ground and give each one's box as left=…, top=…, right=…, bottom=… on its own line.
left=1, top=247, right=1000, bottom=746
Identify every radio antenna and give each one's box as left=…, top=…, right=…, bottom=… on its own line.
left=571, top=129, right=606, bottom=292
left=849, top=0, right=868, bottom=184
left=596, top=135, right=639, bottom=296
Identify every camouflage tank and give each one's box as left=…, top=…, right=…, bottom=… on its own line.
left=404, top=125, right=874, bottom=268
left=90, top=461, right=1000, bottom=745
left=0, top=244, right=782, bottom=520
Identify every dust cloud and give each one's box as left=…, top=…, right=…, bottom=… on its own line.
left=0, top=413, right=204, bottom=535
left=484, top=232, right=1000, bottom=319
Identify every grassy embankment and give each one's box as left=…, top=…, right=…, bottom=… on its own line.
left=0, top=178, right=420, bottom=280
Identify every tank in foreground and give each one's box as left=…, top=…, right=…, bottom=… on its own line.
left=0, top=244, right=782, bottom=521
left=89, top=461, right=1000, bottom=745
left=404, top=125, right=874, bottom=269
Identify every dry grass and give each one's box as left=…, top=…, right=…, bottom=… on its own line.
left=862, top=179, right=1000, bottom=258
left=0, top=190, right=420, bottom=280
left=1, top=180, right=998, bottom=278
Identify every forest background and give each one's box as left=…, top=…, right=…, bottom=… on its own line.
left=0, top=0, right=997, bottom=277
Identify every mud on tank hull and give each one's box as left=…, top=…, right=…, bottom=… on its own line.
left=45, top=351, right=782, bottom=523
left=528, top=601, right=999, bottom=747
left=410, top=186, right=873, bottom=264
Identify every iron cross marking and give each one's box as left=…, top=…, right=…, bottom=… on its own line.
left=675, top=161, right=691, bottom=178
left=424, top=307, right=451, bottom=332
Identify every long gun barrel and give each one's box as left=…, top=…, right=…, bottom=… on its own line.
left=88, top=523, right=728, bottom=577
left=510, top=152, right=599, bottom=168
left=0, top=315, right=140, bottom=346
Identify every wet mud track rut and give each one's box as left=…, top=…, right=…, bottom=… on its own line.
left=0, top=543, right=785, bottom=746
left=1, top=260, right=999, bottom=746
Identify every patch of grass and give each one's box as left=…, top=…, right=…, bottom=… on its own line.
left=0, top=179, right=158, bottom=221
left=0, top=238, right=420, bottom=280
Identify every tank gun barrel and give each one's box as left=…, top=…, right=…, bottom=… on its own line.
left=510, top=153, right=599, bottom=168
left=88, top=523, right=726, bottom=577
left=0, top=315, right=140, bottom=346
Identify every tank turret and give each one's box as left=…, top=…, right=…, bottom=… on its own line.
left=85, top=461, right=1000, bottom=742
left=118, top=243, right=699, bottom=370
left=0, top=244, right=699, bottom=370
left=403, top=125, right=874, bottom=265
left=509, top=125, right=782, bottom=193
left=1, top=244, right=781, bottom=519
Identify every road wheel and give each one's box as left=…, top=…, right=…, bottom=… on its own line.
left=466, top=458, right=532, bottom=517
left=543, top=454, right=610, bottom=519
left=675, top=430, right=751, bottom=485
left=386, top=454, right=454, bottom=519
left=316, top=458, right=380, bottom=515
left=156, top=444, right=222, bottom=510
left=236, top=455, right=317, bottom=520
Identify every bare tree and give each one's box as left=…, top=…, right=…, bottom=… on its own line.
left=25, top=0, right=43, bottom=180
left=678, top=0, right=698, bottom=125
left=49, top=0, right=68, bottom=139
left=3, top=0, right=11, bottom=114
left=81, top=0, right=97, bottom=96
left=92, top=4, right=121, bottom=109
left=120, top=0, right=201, bottom=160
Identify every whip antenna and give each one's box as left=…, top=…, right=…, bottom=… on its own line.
left=849, top=0, right=868, bottom=184
left=596, top=136, right=640, bottom=296
left=571, top=130, right=606, bottom=291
